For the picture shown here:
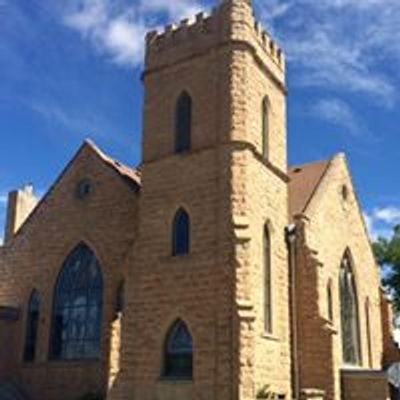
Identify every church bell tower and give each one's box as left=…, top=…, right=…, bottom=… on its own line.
left=111, top=1, right=291, bottom=399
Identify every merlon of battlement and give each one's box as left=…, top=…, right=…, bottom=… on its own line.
left=145, top=5, right=285, bottom=69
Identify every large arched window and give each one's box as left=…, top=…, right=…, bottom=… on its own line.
left=50, top=243, right=103, bottom=361
left=261, top=96, right=270, bottom=159
left=175, top=91, right=192, bottom=153
left=263, top=225, right=272, bottom=333
left=163, top=319, right=193, bottom=379
left=172, top=208, right=190, bottom=256
left=339, top=253, right=361, bottom=366
left=23, top=289, right=40, bottom=362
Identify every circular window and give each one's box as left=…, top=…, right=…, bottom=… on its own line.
left=75, top=179, right=92, bottom=200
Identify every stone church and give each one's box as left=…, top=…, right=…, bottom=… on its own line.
left=0, top=0, right=399, bottom=399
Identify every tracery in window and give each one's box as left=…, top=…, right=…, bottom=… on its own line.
left=50, top=243, right=103, bottom=360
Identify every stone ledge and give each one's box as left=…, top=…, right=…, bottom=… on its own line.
left=341, top=368, right=387, bottom=378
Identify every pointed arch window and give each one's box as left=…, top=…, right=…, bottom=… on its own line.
left=261, top=96, right=270, bottom=159
left=263, top=225, right=272, bottom=333
left=172, top=208, right=190, bottom=256
left=327, top=280, right=334, bottom=322
left=23, top=290, right=40, bottom=362
left=50, top=243, right=103, bottom=361
left=163, top=319, right=193, bottom=379
left=175, top=91, right=192, bottom=153
left=339, top=253, right=361, bottom=366
left=365, top=297, right=373, bottom=368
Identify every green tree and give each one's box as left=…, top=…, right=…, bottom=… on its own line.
left=373, top=225, right=400, bottom=312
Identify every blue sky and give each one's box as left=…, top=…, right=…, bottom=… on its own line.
left=1, top=0, right=400, bottom=243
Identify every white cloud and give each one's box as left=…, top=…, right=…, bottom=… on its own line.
left=0, top=195, right=7, bottom=206
left=63, top=0, right=203, bottom=67
left=364, top=207, right=400, bottom=241
left=310, top=98, right=363, bottom=136
left=60, top=0, right=400, bottom=108
left=374, top=206, right=400, bottom=225
left=363, top=211, right=374, bottom=237
left=139, top=0, right=202, bottom=20
left=103, top=18, right=145, bottom=66
left=258, top=0, right=399, bottom=105
left=394, top=329, right=400, bottom=346
left=29, top=100, right=132, bottom=148
left=65, top=0, right=148, bottom=66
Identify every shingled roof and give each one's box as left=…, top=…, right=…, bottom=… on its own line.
left=289, top=159, right=331, bottom=220
left=86, top=140, right=142, bottom=188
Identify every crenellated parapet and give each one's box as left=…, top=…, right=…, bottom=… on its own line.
left=145, top=11, right=217, bottom=62
left=144, top=2, right=285, bottom=79
left=253, top=21, right=285, bottom=67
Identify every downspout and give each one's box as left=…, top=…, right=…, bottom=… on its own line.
left=286, top=224, right=300, bottom=400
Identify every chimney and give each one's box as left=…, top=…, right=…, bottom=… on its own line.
left=4, top=184, right=38, bottom=244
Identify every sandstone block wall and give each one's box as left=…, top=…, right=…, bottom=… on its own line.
left=109, top=2, right=291, bottom=400
left=341, top=370, right=389, bottom=400
left=296, top=154, right=385, bottom=400
left=0, top=144, right=139, bottom=400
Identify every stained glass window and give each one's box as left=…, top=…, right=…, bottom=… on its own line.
left=172, top=208, right=190, bottom=256
left=23, top=289, right=40, bottom=362
left=339, top=253, right=361, bottom=366
left=164, top=320, right=193, bottom=378
left=50, top=243, right=103, bottom=360
left=175, top=92, right=192, bottom=153
left=263, top=226, right=272, bottom=333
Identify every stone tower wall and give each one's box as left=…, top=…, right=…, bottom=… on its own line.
left=110, top=1, right=290, bottom=400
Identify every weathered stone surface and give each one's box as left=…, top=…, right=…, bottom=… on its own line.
left=0, top=1, right=397, bottom=400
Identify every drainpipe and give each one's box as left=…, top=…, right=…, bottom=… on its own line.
left=286, top=224, right=299, bottom=400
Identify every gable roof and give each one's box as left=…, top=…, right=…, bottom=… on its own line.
left=289, top=159, right=331, bottom=220
left=85, top=140, right=142, bottom=188
left=10, top=140, right=141, bottom=241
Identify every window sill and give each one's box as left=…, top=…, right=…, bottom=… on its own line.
left=341, top=364, right=364, bottom=370
left=261, top=332, right=280, bottom=342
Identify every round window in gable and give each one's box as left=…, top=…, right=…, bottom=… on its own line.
left=75, top=179, right=92, bottom=200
